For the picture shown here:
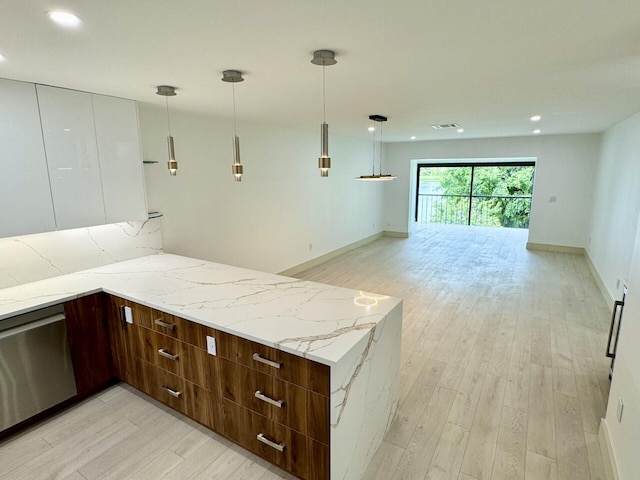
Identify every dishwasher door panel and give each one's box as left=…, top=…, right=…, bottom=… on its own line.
left=0, top=314, right=77, bottom=431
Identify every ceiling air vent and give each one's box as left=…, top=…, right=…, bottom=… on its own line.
left=431, top=123, right=459, bottom=129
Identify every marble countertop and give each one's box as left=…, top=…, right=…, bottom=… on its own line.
left=0, top=253, right=401, bottom=366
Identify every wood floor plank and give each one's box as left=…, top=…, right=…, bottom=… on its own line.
left=550, top=332, right=573, bottom=371
left=572, top=354, right=606, bottom=434
left=504, top=342, right=531, bottom=413
left=5, top=419, right=139, bottom=480
left=392, top=386, right=457, bottom=480
left=584, top=432, right=607, bottom=480
left=361, top=441, right=405, bottom=480
left=399, top=337, right=439, bottom=401
left=525, top=451, right=557, bottom=480
left=552, top=366, right=577, bottom=398
left=124, top=450, right=183, bottom=480
left=78, top=410, right=192, bottom=480
left=386, top=359, right=447, bottom=448
left=460, top=375, right=506, bottom=480
left=527, top=364, right=555, bottom=459
left=425, top=422, right=470, bottom=480
left=491, top=406, right=527, bottom=480
left=530, top=319, right=552, bottom=368
left=553, top=391, right=590, bottom=480
left=448, top=348, right=490, bottom=430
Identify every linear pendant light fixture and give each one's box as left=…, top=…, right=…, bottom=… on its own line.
left=222, top=70, right=244, bottom=181
left=357, top=115, right=397, bottom=181
left=311, top=50, right=337, bottom=177
left=156, top=85, right=178, bottom=176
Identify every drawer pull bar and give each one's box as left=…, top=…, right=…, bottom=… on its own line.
left=158, top=348, right=179, bottom=361
left=252, top=353, right=281, bottom=369
left=155, top=318, right=175, bottom=330
left=257, top=433, right=285, bottom=452
left=255, top=390, right=284, bottom=408
left=161, top=385, right=182, bottom=398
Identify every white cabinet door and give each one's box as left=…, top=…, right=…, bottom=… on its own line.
left=92, top=94, right=147, bottom=223
left=37, top=85, right=106, bottom=230
left=0, top=79, right=57, bottom=237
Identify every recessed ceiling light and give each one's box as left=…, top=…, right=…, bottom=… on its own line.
left=47, top=10, right=82, bottom=28
left=533, top=129, right=541, bottom=134
left=530, top=115, right=541, bottom=122
left=410, top=136, right=417, bottom=140
left=368, top=126, right=375, bottom=132
left=0, top=53, right=6, bottom=62
left=457, top=128, right=464, bottom=133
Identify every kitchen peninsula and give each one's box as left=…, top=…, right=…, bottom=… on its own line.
left=0, top=253, right=402, bottom=480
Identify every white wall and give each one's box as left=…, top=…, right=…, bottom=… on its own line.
left=603, top=214, right=640, bottom=479
left=139, top=105, right=385, bottom=273
left=383, top=134, right=601, bottom=248
left=587, top=112, right=640, bottom=301
left=0, top=219, right=162, bottom=289
left=588, top=112, right=640, bottom=479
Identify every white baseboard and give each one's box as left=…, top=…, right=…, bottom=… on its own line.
left=585, top=250, right=615, bottom=305
left=599, top=419, right=619, bottom=480
left=525, top=242, right=585, bottom=255
left=383, top=230, right=410, bottom=238
left=278, top=232, right=384, bottom=277
left=278, top=231, right=409, bottom=277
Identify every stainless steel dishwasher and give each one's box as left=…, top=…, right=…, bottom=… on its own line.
left=0, top=304, right=77, bottom=431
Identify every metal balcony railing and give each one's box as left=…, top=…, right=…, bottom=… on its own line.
left=416, top=193, right=532, bottom=228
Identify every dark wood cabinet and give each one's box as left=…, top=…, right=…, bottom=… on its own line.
left=102, top=294, right=330, bottom=480
left=64, top=293, right=115, bottom=396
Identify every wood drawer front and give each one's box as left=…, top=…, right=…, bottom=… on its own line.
left=134, top=327, right=210, bottom=388
left=125, top=301, right=208, bottom=349
left=142, top=361, right=213, bottom=429
left=216, top=331, right=330, bottom=396
left=222, top=398, right=310, bottom=479
left=218, top=358, right=305, bottom=433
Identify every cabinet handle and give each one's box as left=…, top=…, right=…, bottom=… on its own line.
left=256, top=433, right=285, bottom=452
left=158, top=348, right=179, bottom=361
left=161, top=385, right=182, bottom=398
left=252, top=353, right=282, bottom=369
left=255, top=390, right=284, bottom=408
left=155, top=318, right=175, bottom=331
left=606, top=300, right=624, bottom=358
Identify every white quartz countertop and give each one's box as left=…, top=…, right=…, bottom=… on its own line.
left=0, top=254, right=401, bottom=366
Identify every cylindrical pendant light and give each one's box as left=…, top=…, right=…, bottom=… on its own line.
left=156, top=85, right=178, bottom=176
left=311, top=50, right=337, bottom=178
left=222, top=70, right=245, bottom=181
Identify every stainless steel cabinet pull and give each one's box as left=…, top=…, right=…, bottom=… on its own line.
left=155, top=318, right=175, bottom=330
left=257, top=433, right=285, bottom=452
left=161, top=385, right=182, bottom=398
left=158, top=348, right=179, bottom=361
left=606, top=300, right=624, bottom=358
left=255, top=391, right=284, bottom=408
left=252, top=353, right=281, bottom=369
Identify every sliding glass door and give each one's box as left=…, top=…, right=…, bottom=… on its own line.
left=415, top=162, right=535, bottom=228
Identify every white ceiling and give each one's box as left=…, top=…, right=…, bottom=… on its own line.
left=2, top=0, right=640, bottom=141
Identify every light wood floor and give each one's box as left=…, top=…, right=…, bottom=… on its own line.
left=0, top=225, right=612, bottom=480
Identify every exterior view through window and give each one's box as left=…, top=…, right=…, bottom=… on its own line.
left=415, top=162, right=535, bottom=228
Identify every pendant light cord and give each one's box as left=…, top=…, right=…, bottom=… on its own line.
left=165, top=95, right=172, bottom=136
left=232, top=82, right=238, bottom=136
left=379, top=121, right=383, bottom=175
left=372, top=122, right=376, bottom=175
left=322, top=64, right=326, bottom=123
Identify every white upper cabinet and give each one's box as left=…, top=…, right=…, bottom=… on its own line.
left=0, top=79, right=57, bottom=237
left=92, top=94, right=147, bottom=223
left=37, top=84, right=107, bottom=230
